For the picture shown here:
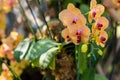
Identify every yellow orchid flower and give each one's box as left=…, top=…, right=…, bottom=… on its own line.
left=88, top=0, right=105, bottom=23
left=92, top=17, right=109, bottom=31
left=91, top=16, right=109, bottom=47
left=59, top=3, right=86, bottom=27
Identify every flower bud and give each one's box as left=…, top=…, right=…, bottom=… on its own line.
left=98, top=49, right=103, bottom=56
left=81, top=44, right=88, bottom=53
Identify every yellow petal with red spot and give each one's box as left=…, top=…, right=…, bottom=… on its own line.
left=59, top=10, right=74, bottom=26
left=71, top=36, right=79, bottom=45
left=94, top=4, right=105, bottom=19
left=67, top=3, right=81, bottom=15
left=61, top=28, right=71, bottom=42
left=80, top=25, right=90, bottom=43
left=95, top=17, right=109, bottom=30
left=96, top=31, right=108, bottom=47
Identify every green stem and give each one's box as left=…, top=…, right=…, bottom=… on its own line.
left=25, top=0, right=43, bottom=37
left=58, top=1, right=63, bottom=42
left=75, top=45, right=80, bottom=80
left=35, top=0, right=52, bottom=39
left=18, top=0, right=37, bottom=39
left=84, top=11, right=89, bottom=15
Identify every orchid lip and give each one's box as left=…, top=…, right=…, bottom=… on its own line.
left=92, top=10, right=96, bottom=18
left=97, top=22, right=103, bottom=30
left=77, top=36, right=81, bottom=43
left=100, top=36, right=106, bottom=43
left=76, top=29, right=82, bottom=35
left=66, top=35, right=70, bottom=38
left=72, top=17, right=78, bottom=24
left=118, top=0, right=120, bottom=3
left=66, top=35, right=71, bottom=42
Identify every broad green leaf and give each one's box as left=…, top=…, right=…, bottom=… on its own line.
left=79, top=52, right=87, bottom=73
left=49, top=57, right=55, bottom=70
left=14, top=38, right=31, bottom=62
left=31, top=58, right=39, bottom=67
left=95, top=74, right=108, bottom=80
left=25, top=38, right=61, bottom=60
left=39, top=47, right=58, bottom=69
left=81, top=68, right=95, bottom=80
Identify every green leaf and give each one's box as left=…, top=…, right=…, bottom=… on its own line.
left=14, top=38, right=31, bottom=62
left=75, top=0, right=82, bottom=3
left=80, top=4, right=90, bottom=14
left=95, top=74, right=108, bottom=80
left=49, top=57, right=55, bottom=70
left=79, top=52, right=87, bottom=73
left=39, top=47, right=58, bottom=69
left=81, top=68, right=95, bottom=80
left=31, top=58, right=39, bottom=67
left=25, top=38, right=61, bottom=60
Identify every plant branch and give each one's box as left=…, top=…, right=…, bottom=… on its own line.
left=25, top=0, right=43, bottom=37
left=35, top=0, right=52, bottom=39
left=0, top=58, right=22, bottom=80
left=18, top=0, right=37, bottom=39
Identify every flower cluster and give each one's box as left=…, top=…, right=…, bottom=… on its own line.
left=59, top=0, right=109, bottom=47
left=0, top=31, right=28, bottom=79
left=59, top=3, right=90, bottom=45
left=90, top=0, right=109, bottom=47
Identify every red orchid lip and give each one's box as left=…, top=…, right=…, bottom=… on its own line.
left=76, top=29, right=82, bottom=35
left=77, top=36, right=81, bottom=43
left=97, top=22, right=103, bottom=30
left=92, top=10, right=96, bottom=18
left=72, top=17, right=78, bottom=24
left=118, top=0, right=120, bottom=3
left=100, top=36, right=106, bottom=42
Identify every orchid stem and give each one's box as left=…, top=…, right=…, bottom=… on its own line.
left=0, top=59, right=22, bottom=80
left=35, top=0, right=52, bottom=39
left=25, top=0, right=43, bottom=38
left=18, top=0, right=37, bottom=39
left=58, top=0, right=63, bottom=42
left=75, top=45, right=81, bottom=80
